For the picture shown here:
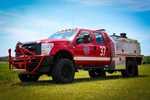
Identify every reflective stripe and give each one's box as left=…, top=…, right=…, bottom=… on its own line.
left=74, top=57, right=110, bottom=61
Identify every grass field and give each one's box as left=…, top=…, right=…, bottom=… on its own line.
left=0, top=62, right=150, bottom=100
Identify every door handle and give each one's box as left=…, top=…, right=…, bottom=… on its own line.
left=94, top=46, right=96, bottom=50
left=106, top=47, right=108, bottom=51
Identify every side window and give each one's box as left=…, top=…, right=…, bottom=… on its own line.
left=94, top=32, right=105, bottom=44
left=76, top=30, right=93, bottom=43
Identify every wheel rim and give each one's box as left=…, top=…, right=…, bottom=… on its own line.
left=61, top=65, right=71, bottom=79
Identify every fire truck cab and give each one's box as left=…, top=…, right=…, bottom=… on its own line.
left=8, top=28, right=143, bottom=83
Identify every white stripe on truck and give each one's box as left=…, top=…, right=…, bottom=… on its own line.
left=74, top=57, right=110, bottom=61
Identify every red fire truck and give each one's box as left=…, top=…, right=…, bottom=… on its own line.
left=8, top=28, right=143, bottom=83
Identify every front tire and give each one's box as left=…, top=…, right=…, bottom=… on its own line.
left=89, top=69, right=106, bottom=78
left=52, top=58, right=75, bottom=84
left=18, top=74, right=40, bottom=82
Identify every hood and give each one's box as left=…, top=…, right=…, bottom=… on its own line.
left=22, top=39, right=71, bottom=45
left=38, top=39, right=70, bottom=43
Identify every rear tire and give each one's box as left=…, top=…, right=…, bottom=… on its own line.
left=52, top=58, right=75, bottom=84
left=89, top=69, right=106, bottom=78
left=134, top=65, right=138, bottom=76
left=18, top=74, right=40, bottom=82
left=121, top=60, right=136, bottom=77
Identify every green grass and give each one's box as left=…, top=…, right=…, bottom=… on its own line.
left=0, top=62, right=150, bottom=100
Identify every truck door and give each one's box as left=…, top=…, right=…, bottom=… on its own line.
left=74, top=30, right=98, bottom=66
left=93, top=32, right=111, bottom=65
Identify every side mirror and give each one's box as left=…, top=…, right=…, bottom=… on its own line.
left=76, top=38, right=84, bottom=44
left=76, top=34, right=91, bottom=44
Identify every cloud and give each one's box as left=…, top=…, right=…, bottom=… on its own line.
left=4, top=28, right=39, bottom=41
left=0, top=20, right=6, bottom=24
left=133, top=34, right=150, bottom=42
left=65, top=0, right=150, bottom=11
left=1, top=10, right=62, bottom=41
left=0, top=0, right=149, bottom=56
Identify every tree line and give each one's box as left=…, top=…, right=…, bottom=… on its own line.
left=0, top=56, right=150, bottom=64
left=0, top=56, right=8, bottom=62
left=142, top=56, right=150, bottom=64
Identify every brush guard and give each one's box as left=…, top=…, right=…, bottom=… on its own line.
left=8, top=42, right=45, bottom=74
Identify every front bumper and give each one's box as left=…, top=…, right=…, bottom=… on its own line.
left=8, top=42, right=54, bottom=74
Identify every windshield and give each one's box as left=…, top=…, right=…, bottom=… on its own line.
left=48, top=29, right=78, bottom=40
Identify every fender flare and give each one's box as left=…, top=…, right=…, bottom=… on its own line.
left=50, top=45, right=75, bottom=59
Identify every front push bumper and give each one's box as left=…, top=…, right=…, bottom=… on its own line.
left=8, top=42, right=54, bottom=74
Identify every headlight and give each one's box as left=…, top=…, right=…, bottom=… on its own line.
left=41, top=43, right=54, bottom=55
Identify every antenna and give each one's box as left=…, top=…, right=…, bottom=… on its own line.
left=40, top=25, right=41, bottom=39
left=71, top=4, right=74, bottom=28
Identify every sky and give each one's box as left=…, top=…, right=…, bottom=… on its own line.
left=0, top=0, right=150, bottom=56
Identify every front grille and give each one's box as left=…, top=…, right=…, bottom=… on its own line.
left=14, top=42, right=41, bottom=72
left=22, top=42, right=41, bottom=55
left=22, top=42, right=41, bottom=71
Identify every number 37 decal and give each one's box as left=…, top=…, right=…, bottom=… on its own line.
left=100, top=46, right=106, bottom=56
